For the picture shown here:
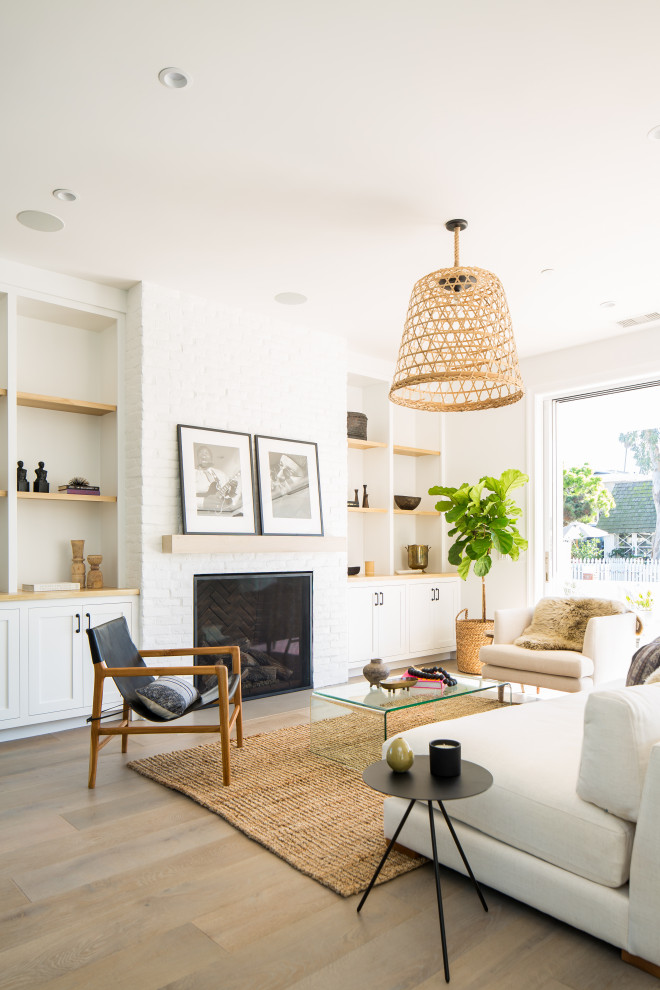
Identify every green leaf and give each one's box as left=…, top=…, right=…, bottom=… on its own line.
left=473, top=555, right=493, bottom=577
left=481, top=476, right=503, bottom=498
left=445, top=505, right=465, bottom=523
left=492, top=529, right=514, bottom=554
left=429, top=485, right=457, bottom=498
left=457, top=557, right=472, bottom=580
left=433, top=500, right=455, bottom=513
left=447, top=542, right=464, bottom=565
left=488, top=517, right=508, bottom=529
left=470, top=537, right=492, bottom=556
left=499, top=469, right=529, bottom=494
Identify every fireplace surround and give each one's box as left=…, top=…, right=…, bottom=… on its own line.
left=194, top=571, right=312, bottom=699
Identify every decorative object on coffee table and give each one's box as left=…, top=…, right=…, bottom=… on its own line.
left=362, top=484, right=369, bottom=508
left=429, top=739, right=461, bottom=777
left=381, top=676, right=417, bottom=692
left=16, top=461, right=29, bottom=491
left=71, top=540, right=86, bottom=589
left=362, top=656, right=389, bottom=688
left=86, top=554, right=104, bottom=589
left=347, top=411, right=368, bottom=440
left=33, top=461, right=49, bottom=492
left=386, top=737, right=414, bottom=772
left=394, top=495, right=421, bottom=510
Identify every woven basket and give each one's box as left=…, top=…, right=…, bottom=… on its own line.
left=455, top=608, right=494, bottom=674
left=347, top=411, right=368, bottom=440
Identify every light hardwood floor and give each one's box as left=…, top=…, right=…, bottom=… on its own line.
left=0, top=672, right=657, bottom=990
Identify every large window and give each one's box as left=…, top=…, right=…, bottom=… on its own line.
left=553, top=382, right=660, bottom=606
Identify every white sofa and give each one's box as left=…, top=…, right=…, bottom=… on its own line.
left=381, top=685, right=660, bottom=976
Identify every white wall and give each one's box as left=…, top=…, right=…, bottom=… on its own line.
left=443, top=324, right=660, bottom=617
left=125, top=283, right=349, bottom=687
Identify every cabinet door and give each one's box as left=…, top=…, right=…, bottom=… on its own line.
left=0, top=609, right=20, bottom=723
left=375, top=585, right=407, bottom=658
left=347, top=587, right=376, bottom=664
left=433, top=581, right=458, bottom=649
left=83, top=601, right=134, bottom=707
left=407, top=583, right=437, bottom=653
left=28, top=606, right=84, bottom=715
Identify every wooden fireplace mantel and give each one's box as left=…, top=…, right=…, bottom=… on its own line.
left=162, top=534, right=346, bottom=554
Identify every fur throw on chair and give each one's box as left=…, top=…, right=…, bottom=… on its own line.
left=514, top=597, right=628, bottom=652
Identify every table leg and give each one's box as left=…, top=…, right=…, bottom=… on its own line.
left=436, top=799, right=488, bottom=912
left=357, top=799, right=416, bottom=914
left=427, top=800, right=450, bottom=983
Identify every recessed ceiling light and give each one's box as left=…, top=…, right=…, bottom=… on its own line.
left=647, top=124, right=660, bottom=141
left=274, top=292, right=308, bottom=305
left=158, top=67, right=191, bottom=89
left=52, top=188, right=77, bottom=202
left=16, top=210, right=64, bottom=232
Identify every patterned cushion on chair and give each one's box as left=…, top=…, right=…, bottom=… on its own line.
left=626, top=636, right=660, bottom=686
left=135, top=676, right=200, bottom=719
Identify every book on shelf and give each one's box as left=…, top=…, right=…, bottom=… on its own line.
left=58, top=485, right=101, bottom=495
left=22, top=582, right=81, bottom=592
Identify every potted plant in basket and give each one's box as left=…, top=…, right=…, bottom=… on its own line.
left=430, top=469, right=529, bottom=673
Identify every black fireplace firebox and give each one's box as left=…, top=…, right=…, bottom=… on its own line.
left=193, top=572, right=312, bottom=699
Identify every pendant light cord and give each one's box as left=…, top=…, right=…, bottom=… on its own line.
left=454, top=225, right=460, bottom=267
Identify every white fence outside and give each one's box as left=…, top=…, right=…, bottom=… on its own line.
left=571, top=558, right=660, bottom=583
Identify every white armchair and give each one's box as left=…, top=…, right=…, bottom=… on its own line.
left=480, top=606, right=637, bottom=692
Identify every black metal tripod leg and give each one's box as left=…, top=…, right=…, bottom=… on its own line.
left=428, top=800, right=450, bottom=983
left=436, top=799, right=488, bottom=912
left=357, top=799, right=416, bottom=913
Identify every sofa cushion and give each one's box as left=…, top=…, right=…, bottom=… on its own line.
left=387, top=692, right=635, bottom=887
left=577, top=684, right=660, bottom=822
left=514, top=597, right=627, bottom=651
left=135, top=676, right=200, bottom=719
left=481, top=643, right=594, bottom=678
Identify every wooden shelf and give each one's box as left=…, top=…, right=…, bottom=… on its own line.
left=18, top=492, right=117, bottom=502
left=162, top=535, right=346, bottom=554
left=347, top=506, right=387, bottom=514
left=393, top=444, right=441, bottom=457
left=393, top=509, right=440, bottom=516
left=347, top=438, right=387, bottom=450
left=16, top=392, right=116, bottom=416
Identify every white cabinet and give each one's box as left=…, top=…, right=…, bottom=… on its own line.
left=408, top=580, right=458, bottom=654
left=0, top=609, right=20, bottom=723
left=348, top=577, right=459, bottom=669
left=347, top=583, right=407, bottom=664
left=0, top=592, right=137, bottom=737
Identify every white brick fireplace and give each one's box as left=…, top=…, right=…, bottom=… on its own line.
left=124, top=282, right=349, bottom=687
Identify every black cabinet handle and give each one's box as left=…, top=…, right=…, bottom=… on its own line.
left=86, top=612, right=91, bottom=629
left=379, top=592, right=384, bottom=605
left=374, top=591, right=379, bottom=607
left=75, top=613, right=81, bottom=634
left=431, top=588, right=436, bottom=601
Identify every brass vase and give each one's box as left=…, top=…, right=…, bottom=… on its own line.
left=404, top=544, right=431, bottom=572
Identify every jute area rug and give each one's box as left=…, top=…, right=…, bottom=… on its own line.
left=128, top=694, right=503, bottom=897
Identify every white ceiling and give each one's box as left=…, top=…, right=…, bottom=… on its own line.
left=2, top=0, right=660, bottom=362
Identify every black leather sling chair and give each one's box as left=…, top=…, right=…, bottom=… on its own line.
left=86, top=616, right=243, bottom=788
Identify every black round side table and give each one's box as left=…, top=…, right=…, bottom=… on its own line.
left=359, top=757, right=493, bottom=984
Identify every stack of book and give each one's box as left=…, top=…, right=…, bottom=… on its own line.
left=58, top=484, right=101, bottom=495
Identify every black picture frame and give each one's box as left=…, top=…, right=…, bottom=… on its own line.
left=177, top=424, right=256, bottom=535
left=254, top=435, right=323, bottom=536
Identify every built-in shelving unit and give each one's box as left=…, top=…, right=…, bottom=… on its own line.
left=347, top=372, right=443, bottom=576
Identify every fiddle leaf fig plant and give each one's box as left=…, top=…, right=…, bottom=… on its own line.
left=429, top=468, right=529, bottom=620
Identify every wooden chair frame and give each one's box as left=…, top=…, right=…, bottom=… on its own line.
left=88, top=645, right=243, bottom=789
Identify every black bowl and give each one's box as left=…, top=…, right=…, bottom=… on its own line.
left=394, top=495, right=421, bottom=510
left=348, top=566, right=360, bottom=576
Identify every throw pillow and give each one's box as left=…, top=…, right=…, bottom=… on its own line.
left=627, top=636, right=660, bottom=685
left=646, top=666, right=660, bottom=685
left=514, top=597, right=627, bottom=651
left=135, top=676, right=200, bottom=719
left=577, top=684, right=660, bottom=822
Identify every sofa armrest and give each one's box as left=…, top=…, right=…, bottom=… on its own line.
left=628, top=742, right=660, bottom=966
left=492, top=607, right=534, bottom=644
left=582, top=612, right=636, bottom=686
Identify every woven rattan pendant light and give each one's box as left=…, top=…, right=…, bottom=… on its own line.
left=390, top=220, right=524, bottom=412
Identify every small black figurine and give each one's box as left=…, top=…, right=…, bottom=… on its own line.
left=34, top=461, right=49, bottom=493
left=17, top=461, right=29, bottom=492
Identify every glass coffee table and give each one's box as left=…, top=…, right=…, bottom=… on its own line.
left=310, top=674, right=511, bottom=770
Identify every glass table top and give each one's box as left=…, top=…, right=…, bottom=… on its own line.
left=312, top=674, right=507, bottom=713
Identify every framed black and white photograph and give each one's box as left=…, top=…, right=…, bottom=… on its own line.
left=178, top=424, right=256, bottom=534
left=255, top=435, right=323, bottom=536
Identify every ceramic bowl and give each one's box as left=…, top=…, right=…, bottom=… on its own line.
left=347, top=566, right=360, bottom=576
left=394, top=495, right=421, bottom=510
